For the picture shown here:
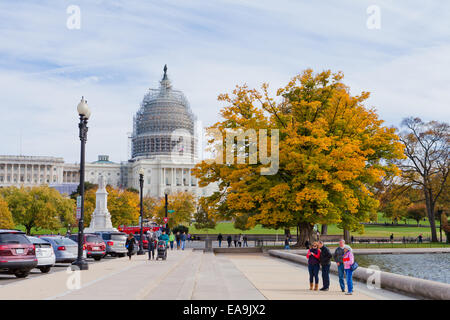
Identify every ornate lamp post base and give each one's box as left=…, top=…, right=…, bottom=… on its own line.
left=72, top=258, right=89, bottom=270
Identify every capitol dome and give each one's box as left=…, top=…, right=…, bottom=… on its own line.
left=131, top=65, right=197, bottom=159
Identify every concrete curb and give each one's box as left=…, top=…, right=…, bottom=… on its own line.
left=268, top=250, right=450, bottom=300
left=291, top=248, right=450, bottom=255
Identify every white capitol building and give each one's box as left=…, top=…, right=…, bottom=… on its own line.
left=0, top=66, right=215, bottom=198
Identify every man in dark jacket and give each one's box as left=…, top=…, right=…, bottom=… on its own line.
left=227, top=235, right=232, bottom=247
left=217, top=233, right=223, bottom=247
left=333, top=239, right=346, bottom=292
left=318, top=241, right=332, bottom=291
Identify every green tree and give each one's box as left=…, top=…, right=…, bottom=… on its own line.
left=398, top=118, right=449, bottom=242
left=407, top=203, right=426, bottom=226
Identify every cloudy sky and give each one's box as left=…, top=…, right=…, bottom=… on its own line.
left=0, top=0, right=449, bottom=163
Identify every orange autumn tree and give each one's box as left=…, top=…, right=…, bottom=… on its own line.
left=193, top=69, right=404, bottom=244
left=153, top=192, right=196, bottom=229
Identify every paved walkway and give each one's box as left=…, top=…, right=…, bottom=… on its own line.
left=0, top=249, right=410, bottom=300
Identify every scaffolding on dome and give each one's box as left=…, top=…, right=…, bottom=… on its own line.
left=131, top=66, right=197, bottom=160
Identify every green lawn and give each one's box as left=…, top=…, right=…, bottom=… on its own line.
left=188, top=222, right=436, bottom=238
left=15, top=220, right=441, bottom=240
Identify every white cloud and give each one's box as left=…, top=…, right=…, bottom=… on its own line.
left=0, top=0, right=449, bottom=163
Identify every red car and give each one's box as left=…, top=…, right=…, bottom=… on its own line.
left=68, top=234, right=106, bottom=261
left=0, top=229, right=37, bottom=278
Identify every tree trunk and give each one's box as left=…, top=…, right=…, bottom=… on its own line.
left=25, top=225, right=32, bottom=236
left=424, top=188, right=438, bottom=242
left=297, top=222, right=313, bottom=247
left=343, top=228, right=350, bottom=244
left=321, top=224, right=328, bottom=235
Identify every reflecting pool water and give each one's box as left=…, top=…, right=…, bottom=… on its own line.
left=356, top=253, right=450, bottom=284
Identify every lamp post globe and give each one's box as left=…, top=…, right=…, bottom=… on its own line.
left=137, top=167, right=145, bottom=255
left=72, top=96, right=90, bottom=271
left=77, top=96, right=90, bottom=118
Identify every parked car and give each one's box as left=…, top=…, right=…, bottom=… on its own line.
left=0, top=229, right=37, bottom=278
left=94, top=231, right=127, bottom=257
left=68, top=234, right=106, bottom=261
left=27, top=236, right=55, bottom=273
left=39, top=236, right=86, bottom=263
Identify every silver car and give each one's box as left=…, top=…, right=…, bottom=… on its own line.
left=27, top=236, right=55, bottom=273
left=94, top=231, right=127, bottom=257
left=39, top=236, right=86, bottom=263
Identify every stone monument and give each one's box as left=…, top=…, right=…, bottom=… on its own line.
left=84, top=176, right=117, bottom=232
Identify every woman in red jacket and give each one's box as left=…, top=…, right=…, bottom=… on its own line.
left=306, top=241, right=321, bottom=290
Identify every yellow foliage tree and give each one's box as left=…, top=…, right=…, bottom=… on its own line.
left=153, top=192, right=196, bottom=228
left=193, top=69, right=404, bottom=244
left=0, top=186, right=72, bottom=235
left=0, top=197, right=14, bottom=229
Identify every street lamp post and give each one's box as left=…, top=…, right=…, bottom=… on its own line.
left=72, top=96, right=91, bottom=271
left=137, top=168, right=145, bottom=255
left=164, top=189, right=170, bottom=232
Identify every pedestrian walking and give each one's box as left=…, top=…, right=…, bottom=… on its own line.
left=187, top=233, right=192, bottom=242
left=343, top=245, right=355, bottom=295
left=126, top=233, right=135, bottom=260
left=306, top=242, right=321, bottom=290
left=180, top=231, right=186, bottom=250
left=238, top=234, right=242, bottom=247
left=233, top=234, right=238, bottom=247
left=217, top=233, right=223, bottom=247
left=318, top=241, right=331, bottom=291
left=333, top=239, right=346, bottom=292
left=176, top=232, right=181, bottom=250
left=147, top=232, right=156, bottom=260
left=418, top=234, right=423, bottom=243
left=284, top=236, right=290, bottom=250
left=169, top=232, right=175, bottom=250
left=390, top=233, right=394, bottom=243
left=227, top=235, right=232, bottom=247
left=243, top=234, right=248, bottom=247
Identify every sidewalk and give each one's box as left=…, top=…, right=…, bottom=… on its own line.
left=0, top=250, right=410, bottom=300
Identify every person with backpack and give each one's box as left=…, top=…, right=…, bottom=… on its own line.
left=343, top=245, right=355, bottom=295
left=306, top=241, right=321, bottom=290
left=318, top=240, right=332, bottom=291
left=125, top=233, right=135, bottom=260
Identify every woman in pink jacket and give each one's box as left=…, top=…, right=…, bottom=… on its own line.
left=342, top=245, right=354, bottom=295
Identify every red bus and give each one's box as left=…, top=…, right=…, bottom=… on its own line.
left=118, top=224, right=161, bottom=235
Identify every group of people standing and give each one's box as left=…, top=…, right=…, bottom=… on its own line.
left=306, top=240, right=356, bottom=295
left=168, top=231, right=187, bottom=250
left=217, top=233, right=248, bottom=247
left=124, top=229, right=189, bottom=261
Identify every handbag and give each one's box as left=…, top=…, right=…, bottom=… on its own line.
left=350, top=261, right=359, bottom=271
